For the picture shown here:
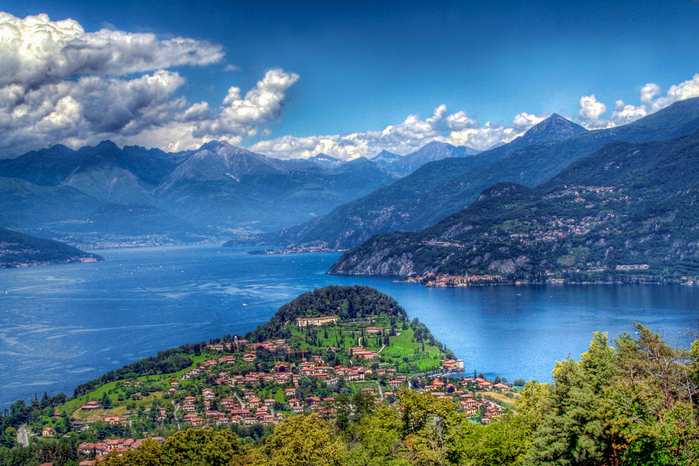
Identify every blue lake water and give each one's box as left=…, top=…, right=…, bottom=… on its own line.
left=1, top=244, right=697, bottom=408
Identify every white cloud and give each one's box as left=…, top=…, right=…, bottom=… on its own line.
left=0, top=12, right=299, bottom=156
left=197, top=68, right=299, bottom=138
left=251, top=71, right=699, bottom=161
left=578, top=74, right=699, bottom=130
left=0, top=12, right=224, bottom=89
left=578, top=94, right=609, bottom=129
left=2, top=12, right=699, bottom=162
left=249, top=107, right=547, bottom=160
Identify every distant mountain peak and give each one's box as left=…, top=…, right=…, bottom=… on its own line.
left=198, top=140, right=233, bottom=152
left=518, top=113, right=587, bottom=146
left=95, top=140, right=120, bottom=150
left=313, top=153, right=339, bottom=161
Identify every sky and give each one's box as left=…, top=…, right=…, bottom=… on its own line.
left=1, top=0, right=699, bottom=159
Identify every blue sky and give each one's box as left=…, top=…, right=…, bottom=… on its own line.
left=1, top=0, right=699, bottom=158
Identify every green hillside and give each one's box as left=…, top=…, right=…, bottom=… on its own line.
left=0, top=229, right=103, bottom=268
left=234, top=98, right=699, bottom=251
left=329, top=126, right=699, bottom=284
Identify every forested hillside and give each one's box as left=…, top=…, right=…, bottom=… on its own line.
left=235, top=98, right=699, bottom=251
left=0, top=229, right=103, bottom=267
left=330, top=126, right=699, bottom=284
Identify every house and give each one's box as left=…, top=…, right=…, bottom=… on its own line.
left=42, top=427, right=56, bottom=437
left=81, top=401, right=101, bottom=412
left=78, top=443, right=95, bottom=455
left=248, top=397, right=261, bottom=409
left=296, top=315, right=338, bottom=328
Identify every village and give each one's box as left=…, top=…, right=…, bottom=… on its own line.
left=31, top=313, right=520, bottom=465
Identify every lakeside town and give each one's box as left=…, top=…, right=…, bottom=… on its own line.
left=12, top=308, right=523, bottom=465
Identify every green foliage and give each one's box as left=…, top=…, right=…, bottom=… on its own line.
left=74, top=350, right=194, bottom=396
left=249, top=286, right=408, bottom=341
left=521, top=326, right=699, bottom=466
left=264, top=414, right=344, bottom=466
left=332, top=125, right=699, bottom=283
left=161, top=428, right=241, bottom=466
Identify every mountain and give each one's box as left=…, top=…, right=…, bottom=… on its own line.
left=309, top=153, right=344, bottom=168
left=0, top=141, right=399, bottom=246
left=227, top=112, right=588, bottom=248
left=0, top=140, right=185, bottom=190
left=237, top=99, right=699, bottom=251
left=0, top=177, right=102, bottom=233
left=155, top=142, right=400, bottom=234
left=379, top=141, right=481, bottom=177
left=329, top=125, right=699, bottom=282
left=371, top=150, right=402, bottom=169
left=0, top=228, right=103, bottom=267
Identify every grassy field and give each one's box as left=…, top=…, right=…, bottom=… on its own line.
left=481, top=391, right=519, bottom=409
left=58, top=353, right=211, bottom=417
left=288, top=317, right=444, bottom=373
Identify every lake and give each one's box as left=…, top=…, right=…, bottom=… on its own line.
left=1, top=244, right=697, bottom=408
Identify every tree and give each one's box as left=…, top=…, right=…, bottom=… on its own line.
left=352, top=392, right=376, bottom=423
left=397, top=389, right=466, bottom=465
left=102, top=439, right=163, bottom=465
left=344, top=405, right=410, bottom=466
left=523, top=332, right=619, bottom=466
left=161, top=428, right=240, bottom=466
left=264, top=414, right=344, bottom=466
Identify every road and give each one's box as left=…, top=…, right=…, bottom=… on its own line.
left=172, top=401, right=181, bottom=430
left=16, top=424, right=29, bottom=447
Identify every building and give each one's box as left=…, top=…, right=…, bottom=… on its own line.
left=296, top=315, right=338, bottom=328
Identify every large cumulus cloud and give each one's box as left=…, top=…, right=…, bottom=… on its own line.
left=0, top=12, right=224, bottom=88
left=0, top=12, right=298, bottom=156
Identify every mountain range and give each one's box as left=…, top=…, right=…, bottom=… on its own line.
left=329, top=113, right=699, bottom=283
left=230, top=99, right=699, bottom=251
left=371, top=142, right=481, bottom=177
left=0, top=141, right=403, bottom=246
